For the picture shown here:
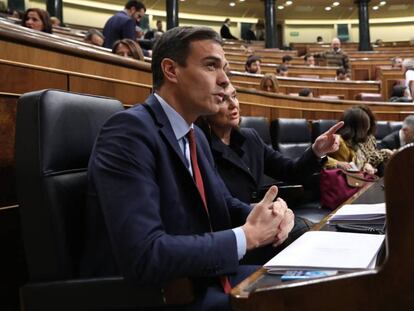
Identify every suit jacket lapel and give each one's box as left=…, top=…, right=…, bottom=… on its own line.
left=196, top=130, right=232, bottom=230
left=143, top=94, right=189, bottom=170
left=143, top=95, right=213, bottom=223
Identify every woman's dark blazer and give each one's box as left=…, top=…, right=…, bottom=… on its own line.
left=207, top=127, right=323, bottom=204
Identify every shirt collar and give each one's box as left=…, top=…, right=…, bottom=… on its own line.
left=154, top=93, right=192, bottom=141
left=399, top=129, right=406, bottom=146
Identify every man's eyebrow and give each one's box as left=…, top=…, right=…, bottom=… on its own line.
left=202, top=56, right=223, bottom=63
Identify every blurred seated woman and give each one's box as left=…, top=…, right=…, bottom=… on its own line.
left=259, top=73, right=278, bottom=93
left=325, top=105, right=392, bottom=175
left=199, top=83, right=336, bottom=205
left=21, top=8, right=52, bottom=33
left=389, top=85, right=412, bottom=102
left=112, top=39, right=144, bottom=61
left=197, top=83, right=341, bottom=261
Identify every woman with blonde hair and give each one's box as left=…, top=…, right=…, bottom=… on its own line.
left=112, top=39, right=144, bottom=61
left=260, top=73, right=278, bottom=92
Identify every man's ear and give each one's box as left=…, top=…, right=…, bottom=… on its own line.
left=161, top=58, right=179, bottom=84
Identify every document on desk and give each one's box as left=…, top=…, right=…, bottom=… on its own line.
left=328, top=203, right=386, bottom=224
left=264, top=231, right=385, bottom=271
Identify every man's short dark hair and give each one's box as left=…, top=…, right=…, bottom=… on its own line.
left=304, top=53, right=313, bottom=61
left=151, top=26, right=222, bottom=90
left=245, top=55, right=261, bottom=68
left=298, top=88, right=312, bottom=97
left=276, top=65, right=288, bottom=74
left=336, top=67, right=347, bottom=76
left=85, top=29, right=104, bottom=41
left=125, top=0, right=146, bottom=11
left=282, top=55, right=293, bottom=63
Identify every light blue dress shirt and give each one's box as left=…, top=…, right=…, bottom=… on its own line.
left=154, top=93, right=246, bottom=259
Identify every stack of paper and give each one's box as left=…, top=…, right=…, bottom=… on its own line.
left=328, top=203, right=386, bottom=224
left=264, top=231, right=385, bottom=271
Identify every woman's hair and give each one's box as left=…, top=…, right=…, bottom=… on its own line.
left=390, top=85, right=407, bottom=98
left=358, top=105, right=377, bottom=136
left=338, top=106, right=371, bottom=145
left=112, top=39, right=144, bottom=61
left=259, top=73, right=278, bottom=92
left=21, top=8, right=52, bottom=33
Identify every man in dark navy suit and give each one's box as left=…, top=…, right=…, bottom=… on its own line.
left=220, top=18, right=238, bottom=40
left=379, top=115, right=414, bottom=150
left=82, top=26, right=338, bottom=310
left=103, top=0, right=146, bottom=48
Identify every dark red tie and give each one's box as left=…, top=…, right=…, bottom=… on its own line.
left=187, top=129, right=232, bottom=294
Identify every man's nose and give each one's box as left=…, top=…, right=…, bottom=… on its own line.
left=218, top=69, right=230, bottom=88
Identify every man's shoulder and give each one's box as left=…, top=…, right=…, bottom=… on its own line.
left=383, top=130, right=399, bottom=141
left=379, top=130, right=400, bottom=149
left=107, top=11, right=130, bottom=25
left=104, top=102, right=155, bottom=129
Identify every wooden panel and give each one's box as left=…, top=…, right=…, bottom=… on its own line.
left=0, top=95, right=18, bottom=206
left=377, top=67, right=405, bottom=101
left=0, top=40, right=152, bottom=85
left=231, top=73, right=381, bottom=100
left=0, top=63, right=67, bottom=94
left=350, top=59, right=391, bottom=80
left=236, top=87, right=414, bottom=122
left=69, top=76, right=152, bottom=106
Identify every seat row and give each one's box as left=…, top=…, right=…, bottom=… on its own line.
left=239, top=116, right=403, bottom=223
left=240, top=116, right=403, bottom=158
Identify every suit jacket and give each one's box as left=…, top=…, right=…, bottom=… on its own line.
left=378, top=130, right=401, bottom=150
left=220, top=24, right=237, bottom=40
left=81, top=94, right=251, bottom=286
left=208, top=128, right=323, bottom=204
left=103, top=11, right=136, bottom=49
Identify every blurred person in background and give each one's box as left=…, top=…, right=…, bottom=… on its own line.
left=245, top=55, right=261, bottom=74
left=21, top=8, right=52, bottom=33
left=112, top=38, right=144, bottom=60
left=304, top=54, right=315, bottom=67
left=260, top=74, right=278, bottom=93
left=84, top=29, right=105, bottom=47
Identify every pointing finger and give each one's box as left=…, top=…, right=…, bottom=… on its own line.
left=325, top=121, right=344, bottom=136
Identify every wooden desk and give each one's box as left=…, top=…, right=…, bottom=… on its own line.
left=230, top=72, right=382, bottom=101
left=231, top=144, right=414, bottom=310
left=377, top=66, right=404, bottom=100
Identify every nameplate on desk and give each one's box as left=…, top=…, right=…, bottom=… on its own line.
left=264, top=231, right=385, bottom=271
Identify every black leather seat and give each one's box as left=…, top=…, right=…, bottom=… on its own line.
left=239, top=116, right=271, bottom=145
left=375, top=121, right=391, bottom=145
left=270, top=118, right=312, bottom=158
left=239, top=116, right=280, bottom=190
left=311, top=119, right=336, bottom=142
left=270, top=118, right=329, bottom=223
left=15, top=89, right=192, bottom=311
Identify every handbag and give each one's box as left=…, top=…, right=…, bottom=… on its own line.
left=320, top=168, right=378, bottom=210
